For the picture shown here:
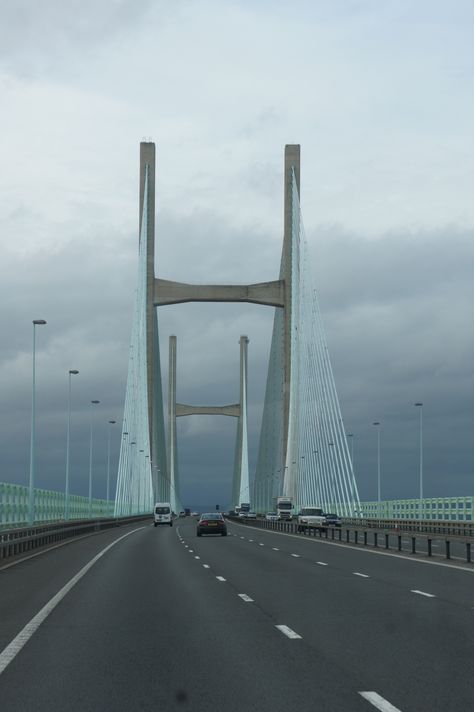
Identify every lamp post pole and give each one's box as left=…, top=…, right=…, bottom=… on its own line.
left=88, top=400, right=100, bottom=518
left=373, top=422, right=381, bottom=517
left=28, top=319, right=47, bottom=526
left=107, top=420, right=116, bottom=511
left=414, top=403, right=423, bottom=518
left=65, top=369, right=79, bottom=520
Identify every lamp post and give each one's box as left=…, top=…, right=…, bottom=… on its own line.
left=373, top=422, right=381, bottom=517
left=414, top=403, right=423, bottom=518
left=88, top=400, right=100, bottom=518
left=28, top=319, right=47, bottom=526
left=106, top=420, right=116, bottom=512
left=65, top=369, right=79, bottom=520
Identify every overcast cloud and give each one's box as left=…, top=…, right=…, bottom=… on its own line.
left=0, top=0, right=473, bottom=507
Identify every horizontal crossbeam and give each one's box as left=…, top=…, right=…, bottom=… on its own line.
left=154, top=279, right=285, bottom=308
left=176, top=403, right=240, bottom=418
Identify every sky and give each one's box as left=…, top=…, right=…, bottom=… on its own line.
left=0, top=0, right=473, bottom=508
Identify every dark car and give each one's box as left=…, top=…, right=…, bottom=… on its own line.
left=197, top=512, right=227, bottom=536
left=324, top=513, right=342, bottom=527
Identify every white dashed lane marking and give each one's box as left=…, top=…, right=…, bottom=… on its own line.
left=316, top=561, right=328, bottom=566
left=353, top=572, right=370, bottom=578
left=291, top=554, right=300, bottom=558
left=259, top=543, right=264, bottom=546
left=194, top=556, right=200, bottom=560
left=272, top=547, right=279, bottom=551
left=238, top=594, right=254, bottom=602
left=203, top=565, right=210, bottom=569
left=359, top=691, right=403, bottom=711
left=216, top=576, right=226, bottom=582
left=411, top=589, right=436, bottom=598
left=275, top=625, right=302, bottom=640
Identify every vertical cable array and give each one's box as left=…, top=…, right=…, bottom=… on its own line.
left=114, top=168, right=155, bottom=516
left=254, top=171, right=361, bottom=516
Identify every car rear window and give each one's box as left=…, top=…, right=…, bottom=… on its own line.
left=200, top=513, right=223, bottom=520
left=155, top=507, right=170, bottom=514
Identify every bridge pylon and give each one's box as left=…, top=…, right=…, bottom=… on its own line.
left=168, top=335, right=250, bottom=512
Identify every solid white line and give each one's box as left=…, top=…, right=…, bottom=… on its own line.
left=353, top=572, right=370, bottom=578
left=291, top=554, right=300, bottom=558
left=411, top=589, right=436, bottom=598
left=316, top=561, right=328, bottom=566
left=216, top=576, right=226, bottom=582
left=238, top=594, right=254, bottom=602
left=203, top=564, right=210, bottom=569
left=0, top=526, right=145, bottom=676
left=359, top=691, right=402, bottom=711
left=228, top=519, right=474, bottom=573
left=275, top=625, right=302, bottom=639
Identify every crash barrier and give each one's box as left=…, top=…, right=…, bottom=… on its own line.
left=228, top=516, right=473, bottom=564
left=0, top=514, right=151, bottom=564
left=343, top=516, right=473, bottom=538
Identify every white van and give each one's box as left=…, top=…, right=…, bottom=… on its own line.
left=154, top=502, right=172, bottom=527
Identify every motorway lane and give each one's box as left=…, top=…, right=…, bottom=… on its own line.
left=0, top=520, right=368, bottom=711
left=0, top=522, right=150, bottom=653
left=214, top=519, right=474, bottom=710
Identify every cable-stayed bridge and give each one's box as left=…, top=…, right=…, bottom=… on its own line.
left=114, top=142, right=361, bottom=517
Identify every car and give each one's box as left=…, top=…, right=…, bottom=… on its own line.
left=324, top=513, right=342, bottom=527
left=265, top=512, right=278, bottom=520
left=197, top=513, right=227, bottom=536
left=179, top=511, right=186, bottom=517
left=237, top=511, right=247, bottom=518
left=246, top=511, right=257, bottom=519
left=191, top=511, right=199, bottom=517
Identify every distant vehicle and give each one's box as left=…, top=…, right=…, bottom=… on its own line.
left=197, top=513, right=227, bottom=537
left=246, top=511, right=257, bottom=519
left=240, top=502, right=250, bottom=513
left=297, top=506, right=326, bottom=533
left=273, top=496, right=293, bottom=521
left=184, top=508, right=191, bottom=516
left=237, top=511, right=247, bottom=518
left=265, top=512, right=278, bottom=521
left=179, top=511, right=186, bottom=517
left=154, top=502, right=172, bottom=527
left=324, top=513, right=342, bottom=527
left=191, top=511, right=199, bottom=517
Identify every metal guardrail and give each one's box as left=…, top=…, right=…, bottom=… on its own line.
left=229, top=516, right=474, bottom=564
left=342, top=516, right=473, bottom=537
left=0, top=514, right=150, bottom=564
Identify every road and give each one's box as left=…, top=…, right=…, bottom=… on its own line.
left=0, top=517, right=473, bottom=711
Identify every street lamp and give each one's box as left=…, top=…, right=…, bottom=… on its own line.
left=65, top=369, right=79, bottom=520
left=107, top=420, right=117, bottom=509
left=28, top=319, right=47, bottom=526
left=373, top=422, right=381, bottom=517
left=414, top=403, right=423, bottom=518
left=88, top=400, right=100, bottom=518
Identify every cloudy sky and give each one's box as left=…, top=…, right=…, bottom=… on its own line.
left=0, top=0, right=473, bottom=508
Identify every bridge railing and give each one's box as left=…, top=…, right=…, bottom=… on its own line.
left=0, top=481, right=114, bottom=529
left=228, top=516, right=473, bottom=564
left=0, top=514, right=151, bottom=564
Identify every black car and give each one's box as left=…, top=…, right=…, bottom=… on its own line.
left=197, top=513, right=227, bottom=536
left=324, top=513, right=342, bottom=527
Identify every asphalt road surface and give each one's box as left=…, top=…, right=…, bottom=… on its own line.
left=0, top=517, right=473, bottom=711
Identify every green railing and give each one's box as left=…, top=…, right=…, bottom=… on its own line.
left=0, top=482, right=114, bottom=529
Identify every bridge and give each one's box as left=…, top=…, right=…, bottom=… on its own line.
left=114, top=142, right=360, bottom=518
left=1, top=144, right=473, bottom=711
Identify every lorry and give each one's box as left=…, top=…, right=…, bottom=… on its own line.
left=297, top=506, right=326, bottom=533
left=273, top=496, right=293, bottom=521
